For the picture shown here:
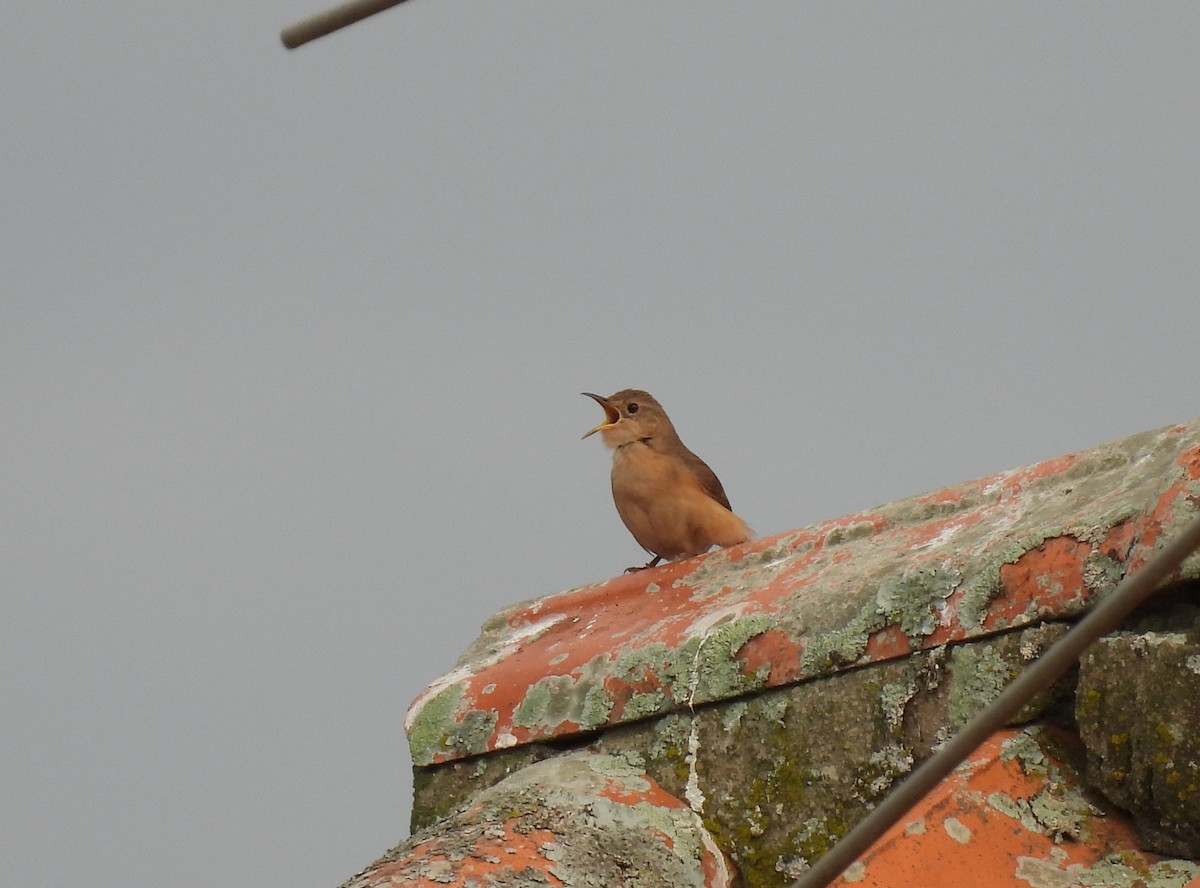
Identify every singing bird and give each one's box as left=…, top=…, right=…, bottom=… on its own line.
left=582, top=389, right=752, bottom=571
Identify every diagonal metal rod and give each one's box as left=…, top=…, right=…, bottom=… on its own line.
left=792, top=510, right=1200, bottom=888
left=281, top=0, right=412, bottom=49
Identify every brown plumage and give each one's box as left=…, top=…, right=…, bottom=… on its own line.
left=582, top=389, right=752, bottom=572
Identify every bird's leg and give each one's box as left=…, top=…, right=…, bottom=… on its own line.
left=624, top=555, right=663, bottom=574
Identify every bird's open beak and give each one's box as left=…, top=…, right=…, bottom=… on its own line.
left=581, top=392, right=620, bottom=439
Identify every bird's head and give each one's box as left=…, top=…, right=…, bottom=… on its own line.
left=581, top=389, right=671, bottom=448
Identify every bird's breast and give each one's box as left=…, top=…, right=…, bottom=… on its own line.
left=610, top=441, right=681, bottom=500
left=607, top=439, right=751, bottom=560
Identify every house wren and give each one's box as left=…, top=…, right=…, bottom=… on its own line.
left=582, top=389, right=752, bottom=571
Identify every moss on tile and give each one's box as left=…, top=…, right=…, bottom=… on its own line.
left=406, top=683, right=484, bottom=768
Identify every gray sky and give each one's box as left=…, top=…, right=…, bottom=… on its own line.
left=4, top=3, right=1198, bottom=886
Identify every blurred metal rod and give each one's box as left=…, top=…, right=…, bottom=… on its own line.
left=281, top=0, right=411, bottom=49
left=792, top=510, right=1200, bottom=888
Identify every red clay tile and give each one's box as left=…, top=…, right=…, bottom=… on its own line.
left=407, top=420, right=1200, bottom=767
left=343, top=752, right=733, bottom=888
left=829, top=728, right=1200, bottom=888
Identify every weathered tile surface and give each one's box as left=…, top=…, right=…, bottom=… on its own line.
left=829, top=727, right=1200, bottom=888
left=1077, top=592, right=1200, bottom=858
left=341, top=752, right=732, bottom=888
left=407, top=420, right=1200, bottom=767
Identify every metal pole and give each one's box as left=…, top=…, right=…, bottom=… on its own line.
left=281, top=0, right=411, bottom=49
left=792, top=511, right=1200, bottom=888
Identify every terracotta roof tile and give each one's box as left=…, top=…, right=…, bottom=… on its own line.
left=407, top=420, right=1200, bottom=768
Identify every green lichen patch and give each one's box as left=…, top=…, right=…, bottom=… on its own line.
left=796, top=610, right=876, bottom=674
left=955, top=538, right=1041, bottom=631
left=984, top=730, right=1098, bottom=844
left=581, top=684, right=615, bottom=728
left=512, top=675, right=571, bottom=728
left=1013, top=851, right=1200, bottom=888
left=941, top=816, right=972, bottom=844
left=799, top=563, right=965, bottom=676
left=605, top=614, right=777, bottom=715
left=1028, top=785, right=1097, bottom=842
left=876, top=564, right=963, bottom=641
left=822, top=521, right=877, bottom=547
left=674, top=547, right=746, bottom=598
left=611, top=641, right=697, bottom=707
left=689, top=613, right=776, bottom=704
left=878, top=674, right=919, bottom=732
left=512, top=655, right=615, bottom=733
left=947, top=642, right=1018, bottom=730
left=720, top=700, right=750, bottom=733
left=1082, top=549, right=1124, bottom=597
left=999, top=728, right=1051, bottom=774
left=946, top=623, right=1073, bottom=731
left=623, top=689, right=668, bottom=721
left=858, top=745, right=914, bottom=798
left=406, top=683, right=496, bottom=768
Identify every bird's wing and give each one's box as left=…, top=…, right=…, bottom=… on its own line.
left=680, top=449, right=734, bottom=512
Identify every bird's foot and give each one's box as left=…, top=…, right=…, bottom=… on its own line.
left=624, top=555, right=663, bottom=574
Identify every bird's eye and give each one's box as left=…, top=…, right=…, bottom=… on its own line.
left=627, top=403, right=639, bottom=414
